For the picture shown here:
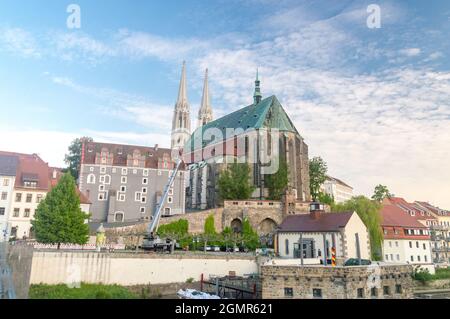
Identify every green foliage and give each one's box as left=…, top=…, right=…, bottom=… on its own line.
left=371, top=184, right=394, bottom=202
left=64, top=137, right=93, bottom=180
left=204, top=215, right=216, bottom=235
left=332, top=196, right=383, bottom=261
left=265, top=156, right=288, bottom=200
left=433, top=267, right=450, bottom=280
left=186, top=277, right=194, bottom=284
left=318, top=192, right=334, bottom=206
left=309, top=157, right=328, bottom=201
left=29, top=283, right=137, bottom=299
left=157, top=219, right=190, bottom=248
left=32, top=173, right=90, bottom=246
left=241, top=218, right=260, bottom=251
left=413, top=268, right=433, bottom=283
left=218, top=163, right=255, bottom=200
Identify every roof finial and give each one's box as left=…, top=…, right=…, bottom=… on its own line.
left=253, top=67, right=262, bottom=105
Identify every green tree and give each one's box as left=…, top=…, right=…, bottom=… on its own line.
left=309, top=157, right=328, bottom=201
left=32, top=173, right=90, bottom=248
left=371, top=184, right=394, bottom=202
left=64, top=137, right=93, bottom=180
left=157, top=219, right=190, bottom=249
left=201, top=214, right=219, bottom=249
left=332, top=196, right=383, bottom=260
left=318, top=192, right=334, bottom=206
left=242, top=218, right=260, bottom=251
left=265, top=156, right=288, bottom=200
left=218, top=163, right=255, bottom=200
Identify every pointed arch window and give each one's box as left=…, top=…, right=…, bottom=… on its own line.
left=87, top=174, right=96, bottom=184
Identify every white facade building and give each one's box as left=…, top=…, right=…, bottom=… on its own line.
left=321, top=175, right=353, bottom=203
left=0, top=155, right=18, bottom=241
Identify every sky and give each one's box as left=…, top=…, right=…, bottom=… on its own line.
left=0, top=0, right=449, bottom=208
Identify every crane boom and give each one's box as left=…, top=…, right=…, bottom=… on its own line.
left=147, top=158, right=182, bottom=235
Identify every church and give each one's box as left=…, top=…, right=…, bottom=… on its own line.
left=170, top=62, right=311, bottom=210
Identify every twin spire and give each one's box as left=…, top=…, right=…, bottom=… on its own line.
left=198, top=68, right=213, bottom=127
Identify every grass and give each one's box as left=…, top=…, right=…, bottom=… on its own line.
left=29, top=283, right=139, bottom=299
left=433, top=268, right=450, bottom=280
left=414, top=267, right=450, bottom=283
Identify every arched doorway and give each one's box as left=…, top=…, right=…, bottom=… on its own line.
left=258, top=218, right=277, bottom=248
left=230, top=218, right=242, bottom=233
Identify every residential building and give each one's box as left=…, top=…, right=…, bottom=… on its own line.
left=320, top=175, right=353, bottom=203
left=78, top=141, right=186, bottom=224
left=380, top=204, right=434, bottom=274
left=0, top=155, right=18, bottom=241
left=276, top=203, right=371, bottom=264
left=185, top=72, right=311, bottom=209
left=414, top=201, right=450, bottom=265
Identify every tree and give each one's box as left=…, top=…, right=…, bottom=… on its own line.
left=318, top=192, right=335, bottom=206
left=201, top=214, right=219, bottom=249
left=309, top=157, right=328, bottom=201
left=157, top=219, right=190, bottom=249
left=332, top=196, right=383, bottom=260
left=371, top=184, right=394, bottom=202
left=265, top=156, right=288, bottom=200
left=241, top=218, right=260, bottom=251
left=32, top=173, right=90, bottom=248
left=64, top=137, right=93, bottom=180
left=218, top=163, right=255, bottom=200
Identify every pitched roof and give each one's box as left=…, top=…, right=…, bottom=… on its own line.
left=278, top=212, right=354, bottom=232
left=415, top=201, right=450, bottom=217
left=325, top=175, right=353, bottom=189
left=0, top=154, right=19, bottom=176
left=82, top=141, right=182, bottom=169
left=186, top=95, right=300, bottom=151
left=385, top=197, right=437, bottom=221
left=380, top=204, right=427, bottom=228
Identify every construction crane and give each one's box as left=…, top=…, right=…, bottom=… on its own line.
left=141, top=157, right=183, bottom=252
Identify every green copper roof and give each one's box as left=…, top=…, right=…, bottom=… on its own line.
left=185, top=95, right=299, bottom=151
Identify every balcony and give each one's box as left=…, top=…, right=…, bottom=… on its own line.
left=432, top=247, right=450, bottom=253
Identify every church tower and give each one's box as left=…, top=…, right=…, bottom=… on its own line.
left=197, top=68, right=213, bottom=127
left=171, top=61, right=191, bottom=151
left=253, top=68, right=262, bottom=105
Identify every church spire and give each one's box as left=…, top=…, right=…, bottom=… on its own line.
left=253, top=68, right=262, bottom=105
left=171, top=61, right=191, bottom=150
left=198, top=68, right=213, bottom=127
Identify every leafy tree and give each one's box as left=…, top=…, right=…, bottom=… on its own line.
left=221, top=226, right=242, bottom=251
left=201, top=214, right=219, bottom=249
left=157, top=219, right=190, bottom=248
left=318, top=192, right=334, bottom=206
left=241, top=218, right=260, bottom=251
left=32, top=173, right=90, bottom=248
left=64, top=137, right=93, bottom=180
left=265, top=155, right=288, bottom=200
left=332, top=196, right=383, bottom=260
left=371, top=184, right=394, bottom=202
left=309, top=157, right=328, bottom=201
left=218, top=163, right=255, bottom=200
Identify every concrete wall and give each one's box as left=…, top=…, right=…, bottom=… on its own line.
left=30, top=251, right=258, bottom=285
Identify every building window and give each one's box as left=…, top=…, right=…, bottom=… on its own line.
left=120, top=186, right=126, bottom=193
left=135, top=192, right=142, bottom=201
left=117, top=193, right=126, bottom=202
left=99, top=184, right=105, bottom=192
left=424, top=255, right=427, bottom=262
left=133, top=169, right=137, bottom=174
left=167, top=197, right=173, bottom=203
left=122, top=168, right=127, bottom=175
left=285, top=239, right=289, bottom=255
left=1, top=192, right=7, bottom=200
left=395, top=241, right=399, bottom=247
left=24, top=208, right=30, bottom=218
left=142, top=187, right=147, bottom=194
left=100, top=167, right=106, bottom=174
left=3, top=178, right=9, bottom=186
left=389, top=241, right=392, bottom=248
left=383, top=286, right=390, bottom=296
left=13, top=208, right=19, bottom=217
left=371, top=287, right=378, bottom=298
left=410, top=256, right=414, bottom=262
left=423, top=243, right=426, bottom=250
left=104, top=175, right=111, bottom=185
left=396, top=254, right=400, bottom=261
left=357, top=288, right=364, bottom=298
left=141, top=196, right=147, bottom=204
left=121, top=176, right=127, bottom=184
left=0, top=207, right=5, bottom=216
left=416, top=241, right=419, bottom=248
left=169, top=188, right=173, bottom=195
left=409, top=241, right=412, bottom=248
left=312, top=289, right=322, bottom=299
left=87, top=174, right=96, bottom=184
left=15, top=193, right=22, bottom=202
left=140, top=207, right=145, bottom=214
left=114, top=212, right=124, bottom=222
left=143, top=169, right=149, bottom=177
left=98, top=192, right=107, bottom=201
left=385, top=254, right=389, bottom=261
left=89, top=167, right=94, bottom=172
left=284, top=288, right=293, bottom=297
left=36, top=194, right=43, bottom=203
left=395, top=285, right=402, bottom=294
left=142, top=178, right=148, bottom=185
left=158, top=170, right=162, bottom=176
left=417, top=256, right=421, bottom=262
left=164, top=207, right=171, bottom=215
left=112, top=168, right=117, bottom=173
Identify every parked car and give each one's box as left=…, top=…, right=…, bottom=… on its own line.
left=344, top=258, right=372, bottom=266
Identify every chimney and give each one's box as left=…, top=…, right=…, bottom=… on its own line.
left=310, top=202, right=325, bottom=220
left=154, top=144, right=159, bottom=151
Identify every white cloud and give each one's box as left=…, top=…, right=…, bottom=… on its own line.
left=399, top=48, right=421, bottom=57
left=0, top=27, right=41, bottom=58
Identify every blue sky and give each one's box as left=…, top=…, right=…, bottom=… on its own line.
left=0, top=0, right=449, bottom=208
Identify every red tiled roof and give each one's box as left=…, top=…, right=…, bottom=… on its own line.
left=380, top=204, right=427, bottom=228
left=0, top=151, right=50, bottom=191
left=384, top=197, right=437, bottom=221
left=278, top=212, right=354, bottom=232
left=415, top=201, right=450, bottom=217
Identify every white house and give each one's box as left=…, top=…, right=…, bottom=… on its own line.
left=320, top=175, right=353, bottom=203
left=276, top=203, right=371, bottom=264
left=0, top=155, right=18, bottom=241
left=381, top=204, right=434, bottom=274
